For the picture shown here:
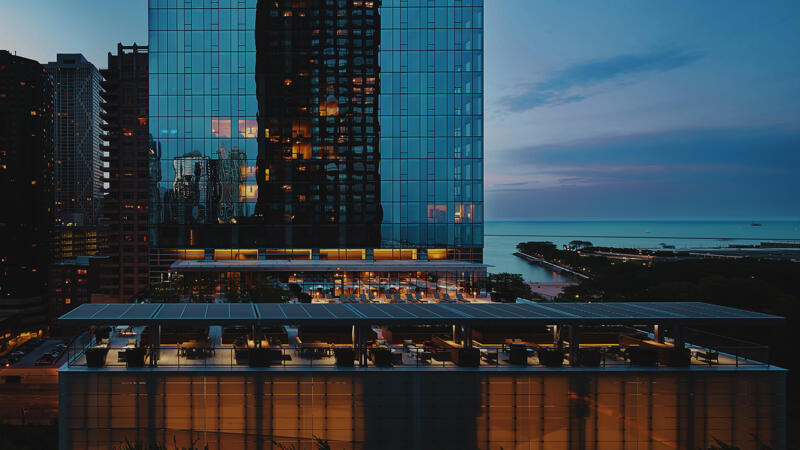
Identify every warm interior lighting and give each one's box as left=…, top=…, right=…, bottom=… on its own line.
left=428, top=249, right=448, bottom=260
left=211, top=118, right=231, bottom=137
left=239, top=185, right=258, bottom=200
left=239, top=119, right=258, bottom=138
left=427, top=204, right=447, bottom=222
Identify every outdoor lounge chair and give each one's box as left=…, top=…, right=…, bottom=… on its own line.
left=405, top=294, right=415, bottom=302
left=442, top=293, right=452, bottom=302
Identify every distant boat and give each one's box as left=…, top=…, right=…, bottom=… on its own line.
left=751, top=223, right=762, bottom=227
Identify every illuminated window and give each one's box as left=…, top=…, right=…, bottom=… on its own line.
left=238, top=119, right=257, bottom=138
left=65, top=298, right=71, bottom=305
left=211, top=118, right=231, bottom=137
left=428, top=249, right=448, bottom=260
left=264, top=168, right=270, bottom=181
left=239, top=185, right=258, bottom=200
left=292, top=143, right=312, bottom=159
left=427, top=205, right=447, bottom=222
left=454, top=204, right=475, bottom=223
left=320, top=95, right=339, bottom=116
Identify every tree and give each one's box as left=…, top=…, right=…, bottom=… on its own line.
left=486, top=273, right=533, bottom=303
left=568, top=240, right=593, bottom=250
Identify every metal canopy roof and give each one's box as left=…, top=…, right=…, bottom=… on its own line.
left=56, top=302, right=783, bottom=327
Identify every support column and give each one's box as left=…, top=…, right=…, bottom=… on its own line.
left=148, top=324, right=160, bottom=367
left=568, top=325, right=580, bottom=366
left=553, top=325, right=563, bottom=350
left=654, top=325, right=664, bottom=343
left=673, top=325, right=685, bottom=349
left=463, top=325, right=472, bottom=349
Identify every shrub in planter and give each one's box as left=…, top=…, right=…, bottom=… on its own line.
left=94, top=326, right=111, bottom=342
left=86, top=347, right=109, bottom=368
left=660, top=348, right=691, bottom=367
left=537, top=349, right=565, bottom=367
left=234, top=348, right=249, bottom=365
left=508, top=343, right=528, bottom=366
left=453, top=348, right=480, bottom=367
left=629, top=347, right=658, bottom=366
left=577, top=349, right=602, bottom=367
left=334, top=348, right=355, bottom=367
left=125, top=348, right=147, bottom=368
left=371, top=347, right=392, bottom=367
left=248, top=348, right=281, bottom=367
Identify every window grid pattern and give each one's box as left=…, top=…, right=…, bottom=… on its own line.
left=148, top=0, right=483, bottom=256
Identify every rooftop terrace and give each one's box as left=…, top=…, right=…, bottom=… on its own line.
left=58, top=302, right=782, bottom=372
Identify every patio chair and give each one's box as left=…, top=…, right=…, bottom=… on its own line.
left=359, top=294, right=368, bottom=302
left=415, top=292, right=423, bottom=301
left=433, top=292, right=441, bottom=301
left=405, top=294, right=415, bottom=303
left=368, top=293, right=375, bottom=301
left=393, top=293, right=402, bottom=302
left=456, top=293, right=465, bottom=301
left=442, top=293, right=452, bottom=302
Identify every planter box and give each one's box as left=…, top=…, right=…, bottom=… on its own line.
left=660, top=348, right=691, bottom=367
left=537, top=349, right=564, bottom=367
left=334, top=348, right=355, bottom=367
left=371, top=348, right=392, bottom=367
left=629, top=348, right=658, bottom=366
left=452, top=348, right=480, bottom=367
left=578, top=349, right=602, bottom=367
left=508, top=344, right=528, bottom=366
left=249, top=348, right=282, bottom=367
left=86, top=348, right=109, bottom=368
left=125, top=348, right=147, bottom=368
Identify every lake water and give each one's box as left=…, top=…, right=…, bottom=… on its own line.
left=484, top=220, right=800, bottom=282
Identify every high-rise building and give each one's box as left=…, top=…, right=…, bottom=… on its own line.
left=98, top=44, right=151, bottom=300
left=45, top=54, right=103, bottom=226
left=0, top=50, right=54, bottom=315
left=148, top=0, right=485, bottom=296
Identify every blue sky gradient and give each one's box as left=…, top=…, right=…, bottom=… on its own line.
left=2, top=0, right=798, bottom=219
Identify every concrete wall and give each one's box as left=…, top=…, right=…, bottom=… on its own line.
left=59, top=369, right=786, bottom=449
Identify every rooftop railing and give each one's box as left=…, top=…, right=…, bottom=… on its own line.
left=64, top=337, right=771, bottom=371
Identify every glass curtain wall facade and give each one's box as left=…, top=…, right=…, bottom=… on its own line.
left=148, top=0, right=483, bottom=282
left=379, top=0, right=483, bottom=259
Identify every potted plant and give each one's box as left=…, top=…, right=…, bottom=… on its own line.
left=537, top=348, right=565, bottom=367
left=125, top=347, right=147, bottom=368
left=453, top=348, right=480, bottom=367
left=370, top=346, right=392, bottom=367
left=660, top=348, right=691, bottom=367
left=629, top=347, right=658, bottom=366
left=334, top=348, right=355, bottom=367
left=86, top=347, right=109, bottom=368
left=578, top=349, right=602, bottom=367
left=508, top=343, right=528, bottom=366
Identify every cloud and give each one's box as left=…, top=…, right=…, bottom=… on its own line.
left=483, top=127, right=800, bottom=219
left=500, top=48, right=704, bottom=112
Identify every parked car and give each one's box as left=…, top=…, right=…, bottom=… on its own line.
left=35, top=354, right=55, bottom=366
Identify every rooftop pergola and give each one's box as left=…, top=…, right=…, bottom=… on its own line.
left=58, top=302, right=782, bottom=368
left=58, top=301, right=781, bottom=327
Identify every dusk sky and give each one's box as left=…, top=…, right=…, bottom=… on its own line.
left=2, top=0, right=798, bottom=220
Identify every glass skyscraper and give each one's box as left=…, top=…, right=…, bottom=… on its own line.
left=148, top=0, right=483, bottom=289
